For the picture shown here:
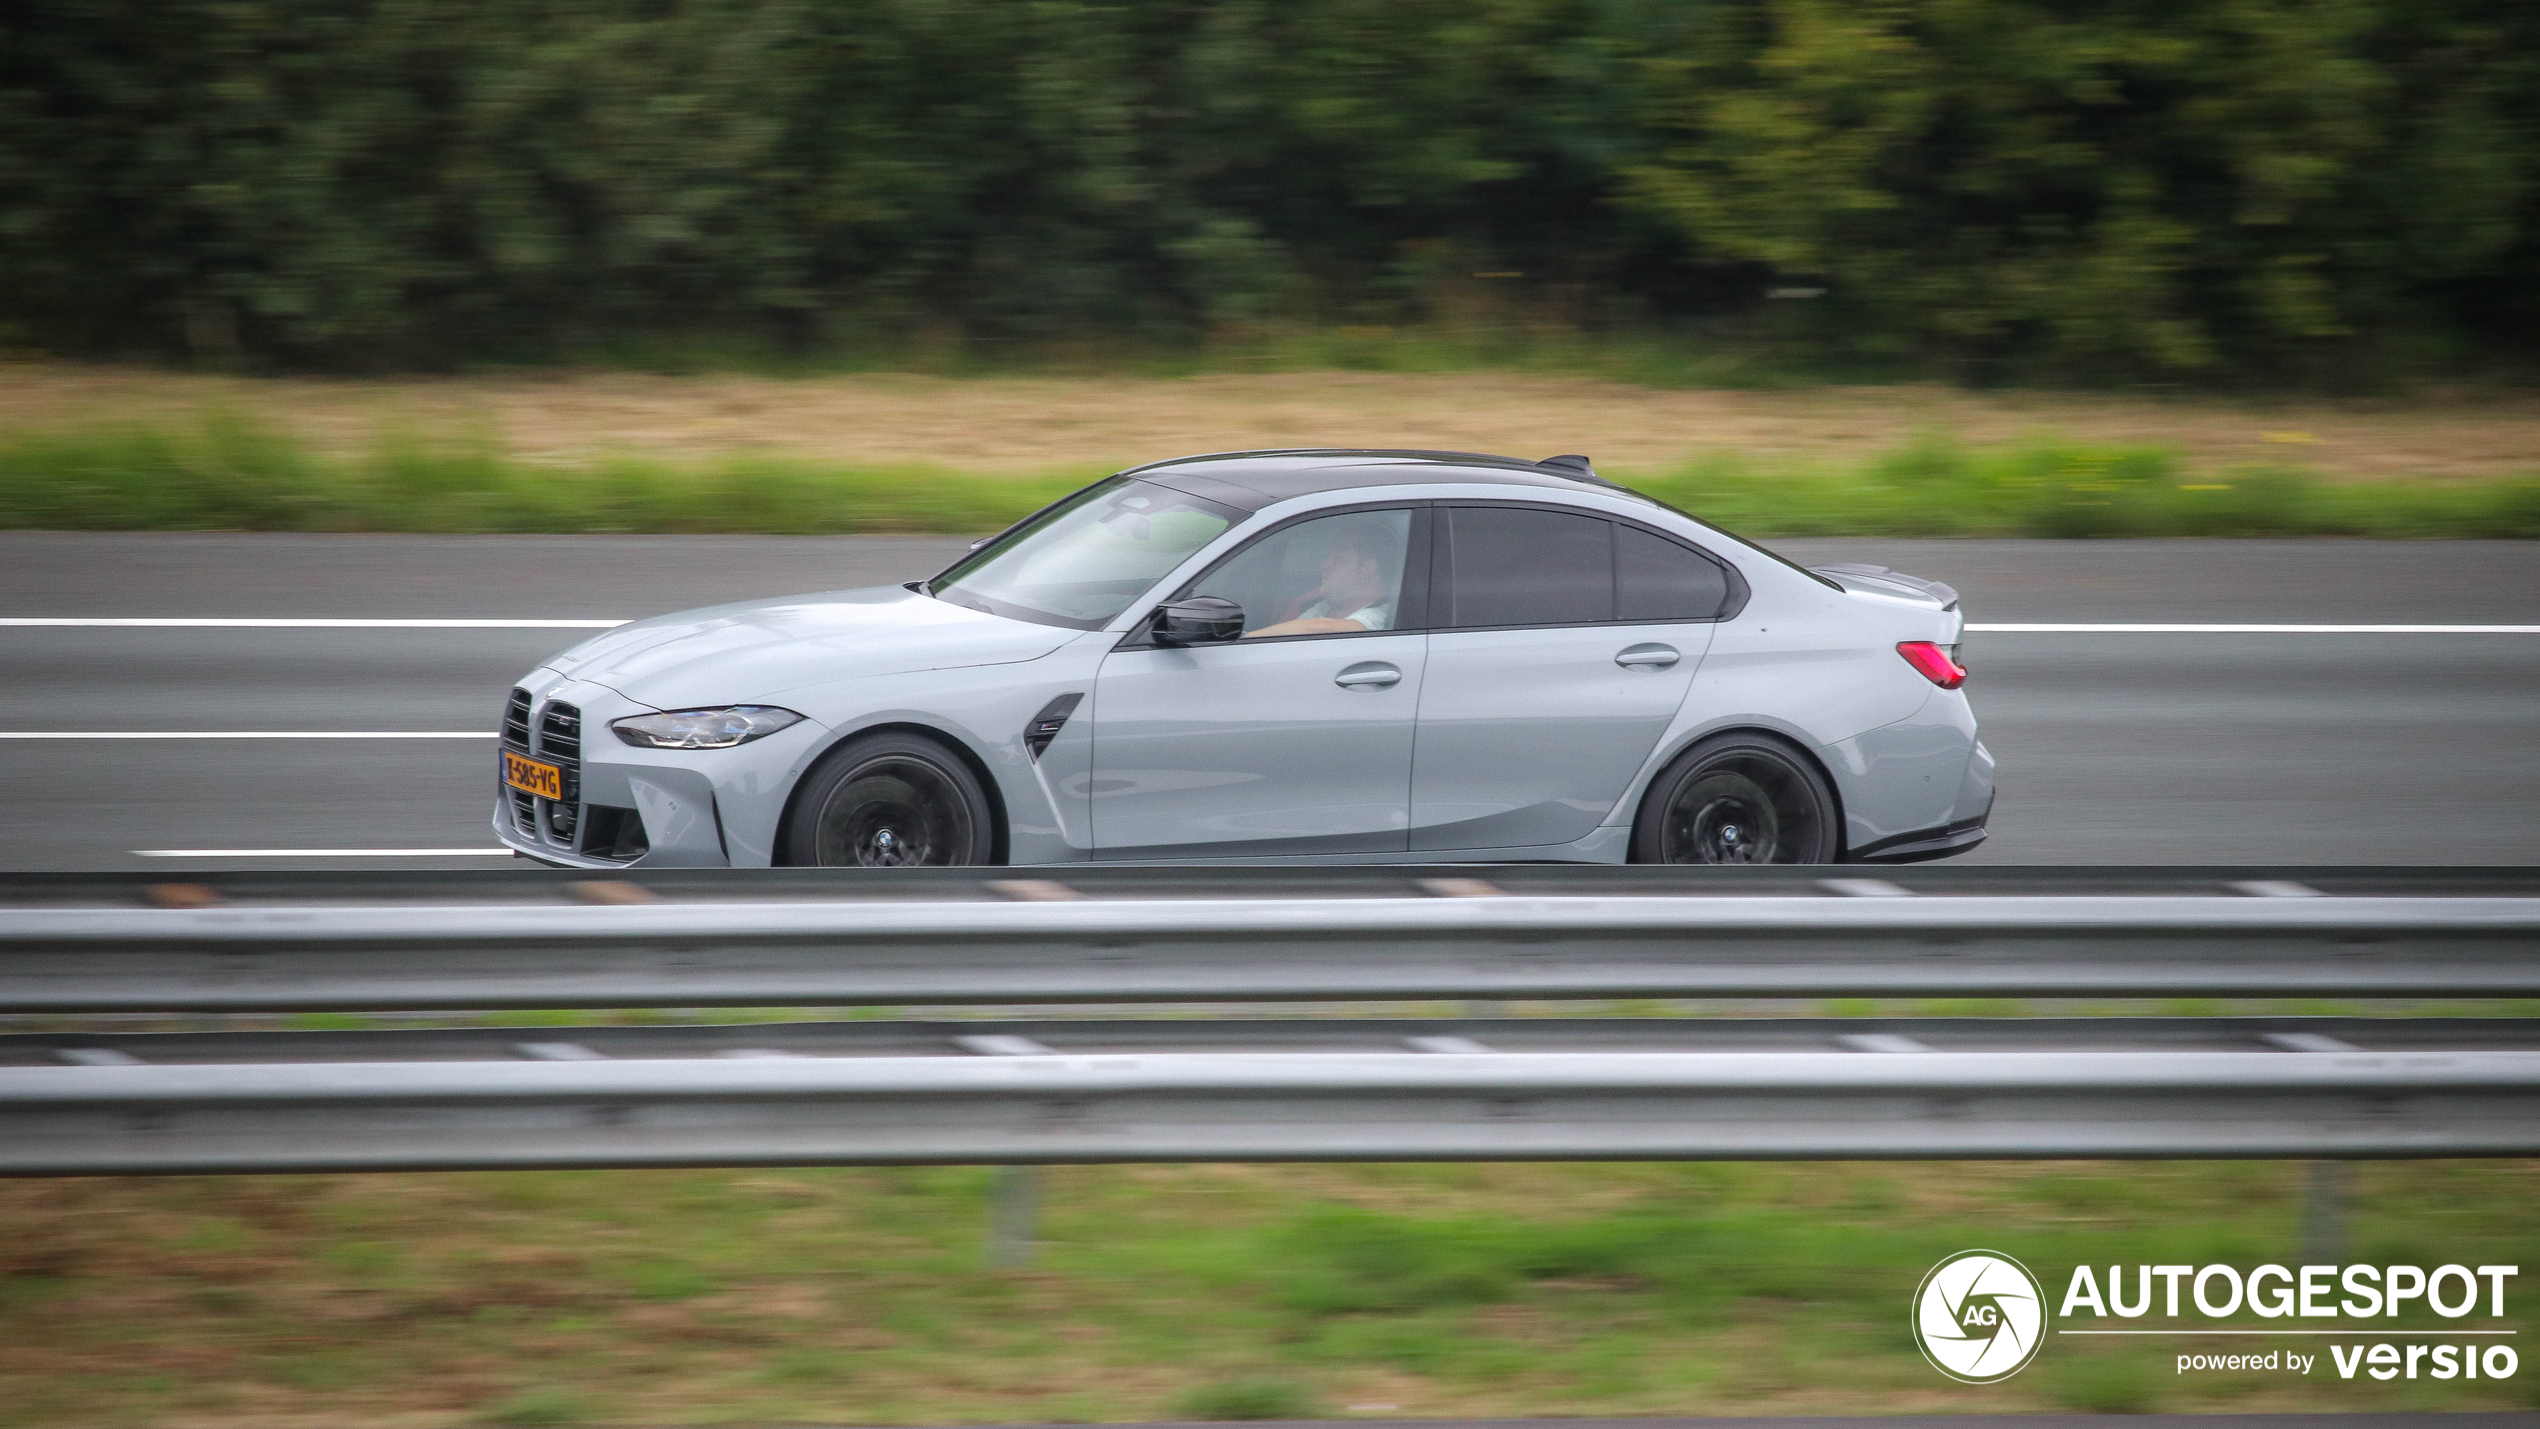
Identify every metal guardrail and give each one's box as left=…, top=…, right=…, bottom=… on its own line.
left=13, top=1014, right=2540, bottom=1064
left=5, top=1013, right=2539, bottom=1173
left=6, top=1046, right=2537, bottom=1174
left=11, top=864, right=2538, bottom=899
left=5, top=893, right=2539, bottom=1009
left=3, top=868, right=2536, bottom=1174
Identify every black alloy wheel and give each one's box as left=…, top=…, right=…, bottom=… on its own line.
left=1632, top=732, right=1839, bottom=865
left=781, top=732, right=994, bottom=867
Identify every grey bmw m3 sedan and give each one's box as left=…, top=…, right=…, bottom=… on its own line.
left=495, top=449, right=1991, bottom=867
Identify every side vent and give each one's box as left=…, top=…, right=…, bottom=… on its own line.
left=578, top=805, right=650, bottom=862
left=1023, top=693, right=1083, bottom=760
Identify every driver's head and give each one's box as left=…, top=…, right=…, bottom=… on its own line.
left=1319, top=526, right=1384, bottom=593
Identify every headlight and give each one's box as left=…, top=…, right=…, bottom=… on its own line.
left=611, top=706, right=805, bottom=750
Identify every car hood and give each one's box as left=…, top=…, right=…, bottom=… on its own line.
left=545, top=585, right=1076, bottom=710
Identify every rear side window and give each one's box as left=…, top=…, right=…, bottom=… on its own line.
left=1617, top=525, right=1731, bottom=620
left=1446, top=507, right=1613, bottom=628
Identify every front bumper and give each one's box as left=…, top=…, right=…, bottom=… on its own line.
left=493, top=804, right=656, bottom=868
left=496, top=678, right=744, bottom=868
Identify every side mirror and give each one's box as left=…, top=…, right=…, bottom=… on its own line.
left=1151, top=595, right=1244, bottom=647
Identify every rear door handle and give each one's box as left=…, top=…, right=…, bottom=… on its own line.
left=1615, top=643, right=1680, bottom=670
left=1334, top=662, right=1402, bottom=690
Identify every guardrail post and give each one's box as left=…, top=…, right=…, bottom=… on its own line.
left=988, top=1164, right=1038, bottom=1269
left=2299, top=1160, right=2350, bottom=1264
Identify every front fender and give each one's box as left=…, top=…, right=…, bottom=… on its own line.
left=740, top=636, right=1113, bottom=866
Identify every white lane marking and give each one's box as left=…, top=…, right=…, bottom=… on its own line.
left=135, top=848, right=518, bottom=858
left=1966, top=623, right=2540, bottom=633
left=0, top=618, right=627, bottom=628
left=0, top=731, right=494, bottom=739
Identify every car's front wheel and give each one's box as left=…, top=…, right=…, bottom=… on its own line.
left=1632, top=732, right=1839, bottom=864
left=779, top=731, right=996, bottom=866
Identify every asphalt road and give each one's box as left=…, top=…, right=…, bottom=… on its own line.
left=2, top=533, right=2534, bottom=870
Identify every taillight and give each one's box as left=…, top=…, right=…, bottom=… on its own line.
left=1897, top=640, right=1966, bottom=689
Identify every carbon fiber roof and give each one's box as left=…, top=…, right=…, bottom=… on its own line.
left=1119, top=448, right=1639, bottom=513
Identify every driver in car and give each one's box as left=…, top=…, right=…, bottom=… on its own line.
left=1244, top=526, right=1395, bottom=638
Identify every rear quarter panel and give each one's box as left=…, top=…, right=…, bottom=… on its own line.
left=1598, top=550, right=1970, bottom=851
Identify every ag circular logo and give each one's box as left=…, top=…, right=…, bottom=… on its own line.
left=1912, top=1250, right=2047, bottom=1383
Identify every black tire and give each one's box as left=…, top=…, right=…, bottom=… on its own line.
left=779, top=731, right=996, bottom=867
left=1632, top=732, right=1840, bottom=865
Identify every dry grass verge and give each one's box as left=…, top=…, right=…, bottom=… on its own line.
left=7, top=362, right=2540, bottom=482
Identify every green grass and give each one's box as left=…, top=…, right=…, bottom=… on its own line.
left=0, top=413, right=1093, bottom=537
left=2047, top=1349, right=2158, bottom=1413
left=1176, top=1377, right=1321, bottom=1420
left=3, top=413, right=2535, bottom=538
left=0, top=1160, right=2529, bottom=1426
left=477, top=1385, right=598, bottom=1427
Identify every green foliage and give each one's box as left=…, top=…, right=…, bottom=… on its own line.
left=476, top=1386, right=594, bottom=1427
left=481, top=1009, right=597, bottom=1030
left=2, top=1, right=2534, bottom=376
left=1174, top=1378, right=1320, bottom=1420
left=1257, top=1201, right=1935, bottom=1330
left=617, top=1260, right=716, bottom=1302
left=6, top=1160, right=2535, bottom=1420
left=1638, top=438, right=2540, bottom=539
left=2048, top=1352, right=2157, bottom=1413
left=1618, top=0, right=2517, bottom=375
left=284, top=1011, right=373, bottom=1032
left=1268, top=1209, right=1521, bottom=1315
left=0, top=414, right=1089, bottom=534
left=758, top=1345, right=857, bottom=1386
left=1, top=414, right=2532, bottom=537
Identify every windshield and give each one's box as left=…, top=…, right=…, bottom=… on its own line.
left=930, top=478, right=1241, bottom=629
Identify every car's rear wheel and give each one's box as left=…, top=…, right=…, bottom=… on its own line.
left=1632, top=732, right=1839, bottom=865
left=780, top=731, right=995, bottom=867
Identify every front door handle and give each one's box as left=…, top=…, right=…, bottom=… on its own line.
left=1615, top=643, right=1680, bottom=670
left=1334, top=661, right=1402, bottom=690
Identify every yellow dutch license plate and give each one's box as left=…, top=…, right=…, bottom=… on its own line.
left=503, top=750, right=564, bottom=800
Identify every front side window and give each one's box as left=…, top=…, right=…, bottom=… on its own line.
left=932, top=478, right=1239, bottom=629
left=1181, top=508, right=1414, bottom=639
left=1445, top=506, right=1613, bottom=628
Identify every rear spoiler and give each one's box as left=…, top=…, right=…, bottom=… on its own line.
left=1809, top=562, right=1961, bottom=612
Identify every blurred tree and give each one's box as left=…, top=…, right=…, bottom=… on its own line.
left=0, top=0, right=2530, bottom=373
left=1621, top=0, right=2537, bottom=374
